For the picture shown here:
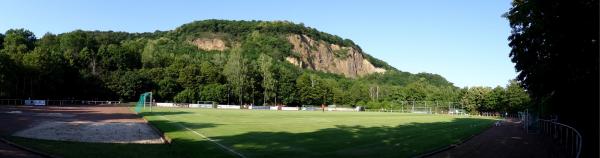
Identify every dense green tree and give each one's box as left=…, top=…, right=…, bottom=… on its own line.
left=2, top=29, right=36, bottom=62
left=201, top=83, right=227, bottom=103
left=199, top=62, right=222, bottom=84
left=506, top=0, right=598, bottom=155
left=0, top=20, right=517, bottom=114
left=504, top=80, right=530, bottom=112
left=174, top=88, right=199, bottom=103
left=258, top=53, right=276, bottom=105
left=157, top=77, right=180, bottom=101
left=0, top=33, right=5, bottom=49
left=141, top=38, right=172, bottom=68
left=105, top=71, right=152, bottom=100
left=460, top=87, right=492, bottom=114
left=275, top=64, right=299, bottom=105
left=177, top=64, right=203, bottom=89
left=296, top=73, right=328, bottom=105
left=98, top=44, right=141, bottom=71
left=347, top=82, right=369, bottom=105
left=484, top=86, right=506, bottom=112
left=59, top=30, right=97, bottom=67
left=402, top=80, right=428, bottom=101
left=0, top=53, right=16, bottom=97
left=223, top=48, right=248, bottom=105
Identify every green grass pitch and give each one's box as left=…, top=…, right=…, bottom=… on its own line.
left=9, top=108, right=495, bottom=158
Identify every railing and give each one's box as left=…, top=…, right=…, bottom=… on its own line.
left=0, top=99, right=23, bottom=105
left=538, top=119, right=582, bottom=158
left=0, top=99, right=121, bottom=106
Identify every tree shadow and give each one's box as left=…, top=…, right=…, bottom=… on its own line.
left=204, top=118, right=494, bottom=158
left=9, top=114, right=495, bottom=158
left=134, top=116, right=494, bottom=158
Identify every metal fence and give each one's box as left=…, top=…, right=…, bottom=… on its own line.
left=0, top=99, right=121, bottom=106
left=0, top=99, right=23, bottom=105
left=520, top=109, right=582, bottom=158
left=538, top=119, right=582, bottom=158
left=359, top=101, right=465, bottom=114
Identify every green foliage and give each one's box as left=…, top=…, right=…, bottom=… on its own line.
left=506, top=1, right=598, bottom=155
left=105, top=71, right=153, bottom=100
left=0, top=53, right=16, bottom=97
left=200, top=83, right=227, bottom=103
left=157, top=77, right=180, bottom=101
left=241, top=31, right=292, bottom=60
left=275, top=63, right=300, bottom=105
left=174, top=88, right=200, bottom=103
left=174, top=20, right=357, bottom=47
left=460, top=87, right=492, bottom=114
left=258, top=53, right=276, bottom=105
left=296, top=73, right=328, bottom=105
left=504, top=80, right=530, bottom=112
left=0, top=33, right=5, bottom=49
left=2, top=29, right=36, bottom=63
left=333, top=48, right=350, bottom=59
left=459, top=82, right=530, bottom=114
left=223, top=47, right=248, bottom=105
left=362, top=53, right=396, bottom=71
left=0, top=21, right=528, bottom=116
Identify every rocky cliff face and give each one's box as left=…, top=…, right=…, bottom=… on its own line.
left=192, top=38, right=228, bottom=51
left=286, top=34, right=385, bottom=78
left=191, top=34, right=386, bottom=78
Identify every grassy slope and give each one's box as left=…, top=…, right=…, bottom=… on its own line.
left=9, top=108, right=495, bottom=158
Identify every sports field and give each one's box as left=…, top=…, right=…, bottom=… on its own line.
left=10, top=107, right=495, bottom=158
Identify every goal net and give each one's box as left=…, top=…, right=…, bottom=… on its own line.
left=411, top=107, right=432, bottom=114
left=135, top=92, right=152, bottom=113
left=301, top=105, right=318, bottom=111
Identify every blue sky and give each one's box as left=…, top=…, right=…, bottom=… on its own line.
left=0, top=0, right=517, bottom=87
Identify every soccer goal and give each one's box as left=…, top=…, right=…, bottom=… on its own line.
left=301, top=105, right=317, bottom=111
left=193, top=101, right=215, bottom=108
left=411, top=107, right=432, bottom=114
left=135, top=92, right=153, bottom=113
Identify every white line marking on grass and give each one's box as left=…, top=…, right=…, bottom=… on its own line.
left=158, top=115, right=247, bottom=158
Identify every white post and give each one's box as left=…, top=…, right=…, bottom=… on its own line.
left=149, top=92, right=153, bottom=112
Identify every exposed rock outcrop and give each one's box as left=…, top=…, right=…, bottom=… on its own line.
left=286, top=34, right=385, bottom=78
left=192, top=38, right=227, bottom=51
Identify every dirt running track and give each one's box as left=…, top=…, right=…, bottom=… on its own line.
left=0, top=105, right=148, bottom=135
left=0, top=105, right=161, bottom=157
left=428, top=119, right=567, bottom=158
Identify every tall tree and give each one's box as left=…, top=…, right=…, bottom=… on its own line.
left=504, top=80, right=530, bottom=112
left=0, top=33, right=5, bottom=49
left=258, top=53, right=276, bottom=105
left=276, top=64, right=299, bottom=105
left=0, top=53, right=16, bottom=97
left=460, top=87, right=492, bottom=114
left=506, top=0, right=598, bottom=156
left=59, top=30, right=96, bottom=67
left=223, top=48, right=248, bottom=105
left=3, top=29, right=36, bottom=61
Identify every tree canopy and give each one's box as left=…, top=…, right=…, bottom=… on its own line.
left=0, top=20, right=529, bottom=115
left=505, top=0, right=598, bottom=156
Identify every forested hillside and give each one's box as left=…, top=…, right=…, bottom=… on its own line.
left=0, top=20, right=529, bottom=113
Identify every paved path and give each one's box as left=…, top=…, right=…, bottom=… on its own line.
left=429, top=119, right=567, bottom=158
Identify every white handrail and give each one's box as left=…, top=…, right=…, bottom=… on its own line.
left=538, top=119, right=582, bottom=158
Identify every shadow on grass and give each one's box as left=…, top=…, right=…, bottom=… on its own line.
left=209, top=118, right=494, bottom=158
left=9, top=114, right=494, bottom=158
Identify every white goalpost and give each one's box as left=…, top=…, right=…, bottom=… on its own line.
left=411, top=107, right=432, bottom=114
